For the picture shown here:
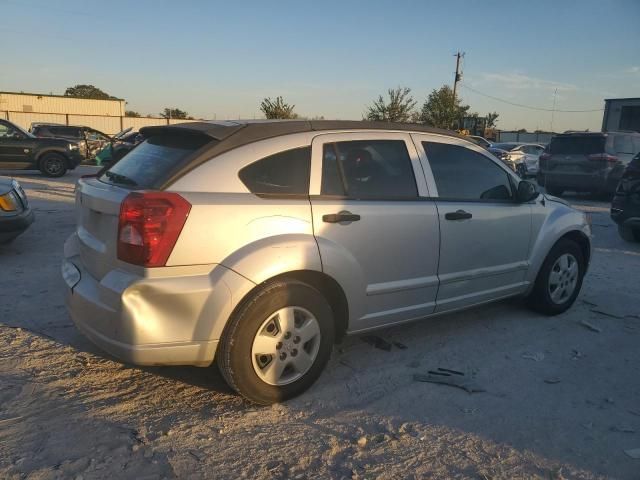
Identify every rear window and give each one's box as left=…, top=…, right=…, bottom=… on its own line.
left=100, top=135, right=212, bottom=188
left=549, top=136, right=605, bottom=155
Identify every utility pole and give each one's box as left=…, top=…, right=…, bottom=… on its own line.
left=452, top=51, right=464, bottom=105
left=550, top=88, right=558, bottom=132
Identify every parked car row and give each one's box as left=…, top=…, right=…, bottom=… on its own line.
left=0, top=119, right=142, bottom=177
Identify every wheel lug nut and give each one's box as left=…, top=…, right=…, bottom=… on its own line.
left=279, top=352, right=287, bottom=361
left=293, top=336, right=300, bottom=344
left=291, top=349, right=298, bottom=357
left=284, top=332, right=291, bottom=340
left=276, top=342, right=283, bottom=350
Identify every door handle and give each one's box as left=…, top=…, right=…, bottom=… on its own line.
left=445, top=210, right=472, bottom=221
left=323, top=211, right=361, bottom=223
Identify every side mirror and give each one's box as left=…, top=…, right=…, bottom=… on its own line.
left=516, top=180, right=539, bottom=203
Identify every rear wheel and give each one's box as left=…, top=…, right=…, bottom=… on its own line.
left=545, top=186, right=564, bottom=196
left=217, top=280, right=335, bottom=404
left=527, top=238, right=585, bottom=315
left=39, top=153, right=67, bottom=177
left=618, top=225, right=640, bottom=242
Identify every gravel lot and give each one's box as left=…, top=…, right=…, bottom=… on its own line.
left=1, top=167, right=639, bottom=479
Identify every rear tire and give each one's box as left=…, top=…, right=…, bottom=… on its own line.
left=39, top=153, right=67, bottom=177
left=618, top=225, right=640, bottom=242
left=527, top=238, right=585, bottom=316
left=545, top=186, right=564, bottom=197
left=217, top=280, right=335, bottom=405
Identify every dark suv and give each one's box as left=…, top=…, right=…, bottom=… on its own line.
left=537, top=131, right=640, bottom=197
left=611, top=152, right=640, bottom=242
left=31, top=123, right=112, bottom=160
left=0, top=119, right=83, bottom=177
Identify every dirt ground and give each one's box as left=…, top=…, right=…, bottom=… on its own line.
left=1, top=167, right=639, bottom=480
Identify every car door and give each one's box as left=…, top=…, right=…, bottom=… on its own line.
left=412, top=135, right=532, bottom=313
left=0, top=121, right=31, bottom=169
left=309, top=132, right=440, bottom=332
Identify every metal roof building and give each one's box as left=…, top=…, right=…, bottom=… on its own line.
left=0, top=91, right=125, bottom=116
left=602, top=97, right=640, bottom=133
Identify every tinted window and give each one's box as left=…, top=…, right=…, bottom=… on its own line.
left=239, top=147, right=311, bottom=195
left=549, top=136, right=605, bottom=154
left=0, top=123, right=20, bottom=138
left=320, top=140, right=417, bottom=198
left=100, top=134, right=213, bottom=188
left=424, top=142, right=513, bottom=201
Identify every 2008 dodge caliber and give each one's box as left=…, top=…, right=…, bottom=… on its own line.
left=63, top=120, right=591, bottom=404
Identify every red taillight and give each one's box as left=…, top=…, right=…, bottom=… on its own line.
left=588, top=153, right=618, bottom=164
left=117, top=192, right=191, bottom=267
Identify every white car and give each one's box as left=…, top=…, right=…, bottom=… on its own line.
left=492, top=143, right=545, bottom=177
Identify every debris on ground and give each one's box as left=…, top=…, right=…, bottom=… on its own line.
left=357, top=436, right=368, bottom=448
left=571, top=349, right=585, bottom=360
left=413, top=368, right=485, bottom=394
left=544, top=377, right=561, bottom=384
left=522, top=352, right=545, bottom=362
left=578, top=319, right=602, bottom=333
left=624, top=448, right=640, bottom=459
left=360, top=335, right=392, bottom=351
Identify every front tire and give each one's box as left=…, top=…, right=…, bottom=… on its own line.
left=527, top=238, right=585, bottom=315
left=618, top=224, right=640, bottom=242
left=217, top=280, right=335, bottom=404
left=39, top=153, right=68, bottom=177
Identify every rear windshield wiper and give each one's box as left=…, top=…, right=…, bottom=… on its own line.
left=104, top=171, right=138, bottom=186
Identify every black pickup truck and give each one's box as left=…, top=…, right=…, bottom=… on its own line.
left=0, top=119, right=83, bottom=177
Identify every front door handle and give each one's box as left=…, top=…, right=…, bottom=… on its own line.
left=445, top=210, right=472, bottom=221
left=323, top=211, right=361, bottom=223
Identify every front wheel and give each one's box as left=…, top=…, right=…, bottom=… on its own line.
left=39, top=153, right=68, bottom=177
left=618, top=224, right=640, bottom=242
left=217, top=280, right=335, bottom=404
left=527, top=238, right=585, bottom=315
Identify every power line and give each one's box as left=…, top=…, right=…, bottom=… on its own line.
left=461, top=84, right=604, bottom=113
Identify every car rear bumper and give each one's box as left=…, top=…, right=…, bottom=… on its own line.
left=537, top=170, right=620, bottom=192
left=62, top=233, right=252, bottom=367
left=0, top=208, right=34, bottom=242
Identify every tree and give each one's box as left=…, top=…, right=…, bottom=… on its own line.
left=365, top=87, right=417, bottom=123
left=260, top=96, right=297, bottom=119
left=418, top=85, right=470, bottom=129
left=64, top=84, right=117, bottom=100
left=486, top=111, right=499, bottom=128
left=160, top=108, right=193, bottom=120
left=125, top=110, right=141, bottom=117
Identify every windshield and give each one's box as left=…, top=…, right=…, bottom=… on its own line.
left=549, top=136, right=606, bottom=155
left=99, top=134, right=214, bottom=188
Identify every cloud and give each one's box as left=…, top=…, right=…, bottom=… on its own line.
left=477, top=72, right=577, bottom=92
left=625, top=66, right=640, bottom=74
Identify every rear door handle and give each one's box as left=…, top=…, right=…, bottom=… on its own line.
left=323, top=211, right=361, bottom=223
left=445, top=210, right=472, bottom=221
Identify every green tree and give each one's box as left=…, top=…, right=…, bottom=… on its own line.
left=64, top=84, right=118, bottom=100
left=486, top=111, right=499, bottom=128
left=160, top=108, right=193, bottom=120
left=125, top=110, right=141, bottom=117
left=418, top=85, right=470, bottom=129
left=365, top=87, right=417, bottom=123
left=260, top=96, right=297, bottom=119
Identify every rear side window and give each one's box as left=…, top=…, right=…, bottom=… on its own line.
left=612, top=135, right=635, bottom=154
left=50, top=127, right=82, bottom=138
left=424, top=142, right=513, bottom=201
left=239, top=147, right=311, bottom=195
left=320, top=140, right=417, bottom=199
left=549, top=136, right=605, bottom=154
left=100, top=135, right=213, bottom=188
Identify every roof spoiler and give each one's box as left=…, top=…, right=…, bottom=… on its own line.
left=140, top=122, right=245, bottom=141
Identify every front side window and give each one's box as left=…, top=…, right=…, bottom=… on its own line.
left=320, top=139, right=418, bottom=199
left=239, top=147, right=311, bottom=195
left=423, top=142, right=513, bottom=201
left=0, top=123, right=19, bottom=139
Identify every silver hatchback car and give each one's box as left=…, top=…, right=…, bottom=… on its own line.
left=63, top=120, right=591, bottom=404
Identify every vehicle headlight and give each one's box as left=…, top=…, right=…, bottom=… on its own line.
left=68, top=143, right=79, bottom=150
left=0, top=191, right=20, bottom=212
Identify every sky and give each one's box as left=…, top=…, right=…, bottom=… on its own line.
left=1, top=0, right=639, bottom=132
